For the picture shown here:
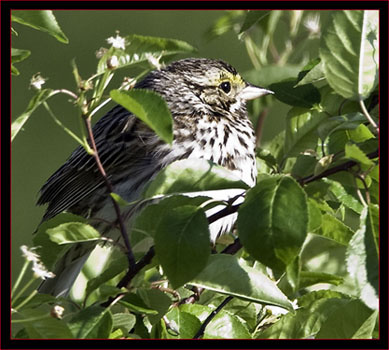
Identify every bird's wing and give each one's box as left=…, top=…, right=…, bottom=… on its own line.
left=37, top=105, right=158, bottom=221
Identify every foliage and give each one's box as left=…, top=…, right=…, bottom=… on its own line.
left=11, top=10, right=379, bottom=339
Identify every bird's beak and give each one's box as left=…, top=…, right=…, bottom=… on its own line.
left=240, top=84, right=274, bottom=101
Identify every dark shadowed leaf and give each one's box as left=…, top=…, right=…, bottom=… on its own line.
left=154, top=205, right=210, bottom=289
left=239, top=10, right=270, bottom=33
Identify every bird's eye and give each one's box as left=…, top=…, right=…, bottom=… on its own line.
left=219, top=81, right=231, bottom=94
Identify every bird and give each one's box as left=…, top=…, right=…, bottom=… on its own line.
left=36, top=58, right=273, bottom=297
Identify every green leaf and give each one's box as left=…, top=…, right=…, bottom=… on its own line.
left=269, top=79, right=321, bottom=108
left=322, top=178, right=364, bottom=214
left=33, top=213, right=87, bottom=270
left=346, top=205, right=379, bottom=310
left=162, top=308, right=202, bottom=339
left=137, top=288, right=172, bottom=325
left=112, top=313, right=136, bottom=333
left=316, top=299, right=376, bottom=339
left=314, top=213, right=354, bottom=245
left=345, top=143, right=374, bottom=166
left=11, top=10, right=68, bottom=43
left=243, top=64, right=303, bottom=87
left=154, top=205, right=210, bottom=289
left=11, top=89, right=57, bottom=142
left=132, top=195, right=211, bottom=238
left=144, top=158, right=249, bottom=198
left=239, top=10, right=270, bottom=33
left=68, top=306, right=112, bottom=339
left=110, top=89, right=173, bottom=144
left=295, top=58, right=325, bottom=87
left=238, top=176, right=308, bottom=271
left=13, top=309, right=73, bottom=339
left=11, top=48, right=31, bottom=75
left=204, top=310, right=252, bottom=339
left=284, top=107, right=327, bottom=158
left=299, top=271, right=343, bottom=289
left=119, top=293, right=159, bottom=315
left=256, top=296, right=351, bottom=339
left=85, top=253, right=127, bottom=297
left=191, top=255, right=294, bottom=311
left=97, top=34, right=196, bottom=74
left=307, top=198, right=322, bottom=232
left=317, top=113, right=366, bottom=141
left=46, top=222, right=101, bottom=245
left=320, top=10, right=379, bottom=100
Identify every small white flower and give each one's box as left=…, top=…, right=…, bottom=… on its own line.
left=146, top=53, right=163, bottom=70
left=107, top=55, right=119, bottom=69
left=32, top=261, right=55, bottom=280
left=304, top=13, right=320, bottom=37
left=30, top=73, right=46, bottom=90
left=20, top=245, right=40, bottom=263
left=106, top=33, right=126, bottom=50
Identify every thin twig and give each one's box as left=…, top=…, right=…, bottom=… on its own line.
left=83, top=116, right=136, bottom=272
left=255, top=109, right=269, bottom=147
left=359, top=98, right=378, bottom=133
left=193, top=296, right=234, bottom=339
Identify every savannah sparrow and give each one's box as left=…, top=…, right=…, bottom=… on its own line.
left=37, top=58, right=273, bottom=296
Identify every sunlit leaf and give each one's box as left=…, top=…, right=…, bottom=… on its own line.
left=110, top=89, right=173, bottom=144
left=11, top=10, right=68, bottom=43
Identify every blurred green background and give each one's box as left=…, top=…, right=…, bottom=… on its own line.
left=11, top=10, right=322, bottom=283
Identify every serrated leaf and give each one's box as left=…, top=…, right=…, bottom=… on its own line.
left=346, top=205, right=379, bottom=310
left=345, top=143, right=374, bottom=166
left=322, top=178, right=364, bottom=214
left=11, top=10, right=68, bottom=43
left=238, top=176, right=308, bottom=271
left=320, top=10, right=379, bottom=100
left=239, top=10, right=270, bottom=33
left=191, top=255, right=294, bottom=311
left=11, top=89, right=57, bottom=142
left=68, top=306, right=112, bottom=339
left=144, top=158, right=249, bottom=198
left=110, top=89, right=173, bottom=144
left=46, top=222, right=101, bottom=245
left=314, top=213, right=354, bottom=245
left=154, top=205, right=210, bottom=289
left=269, top=79, right=321, bottom=108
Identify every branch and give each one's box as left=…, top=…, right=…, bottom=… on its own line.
left=193, top=296, right=234, bottom=339
left=298, top=150, right=378, bottom=186
left=83, top=116, right=136, bottom=272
